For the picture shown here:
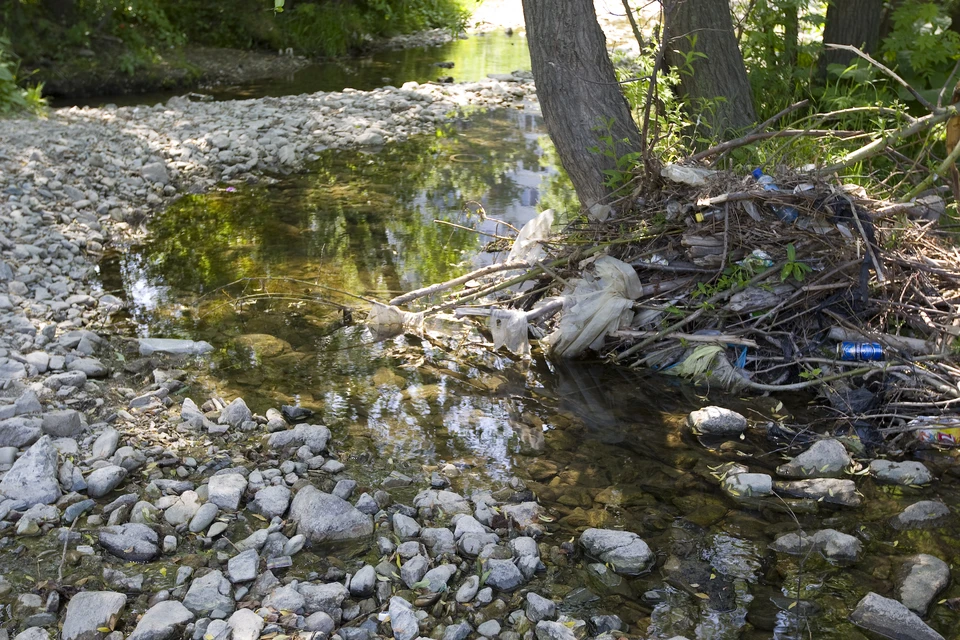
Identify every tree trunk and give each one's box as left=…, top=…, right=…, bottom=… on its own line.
left=819, top=0, right=882, bottom=74
left=522, top=0, right=642, bottom=209
left=664, top=0, right=756, bottom=137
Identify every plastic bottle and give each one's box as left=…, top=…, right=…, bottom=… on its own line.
left=752, top=168, right=799, bottom=223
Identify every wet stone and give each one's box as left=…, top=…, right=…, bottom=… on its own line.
left=850, top=592, right=943, bottom=640
left=350, top=564, right=376, bottom=597
left=484, top=558, right=525, bottom=592
left=401, top=555, right=429, bottom=588
left=892, top=500, right=951, bottom=530
left=773, top=478, right=861, bottom=507
left=580, top=528, right=654, bottom=575
left=456, top=575, right=480, bottom=603
left=687, top=406, right=746, bottom=436
left=870, top=460, right=933, bottom=486
left=527, top=592, right=557, bottom=622
left=393, top=512, right=421, bottom=539
left=535, top=621, right=577, bottom=640
left=776, top=439, right=851, bottom=478
left=443, top=622, right=473, bottom=640
left=388, top=597, right=418, bottom=640
left=898, top=554, right=950, bottom=615
left=769, top=529, right=861, bottom=563
left=289, top=485, right=373, bottom=543
left=422, top=564, right=457, bottom=592
left=721, top=472, right=772, bottom=498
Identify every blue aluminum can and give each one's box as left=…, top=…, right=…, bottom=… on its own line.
left=838, top=341, right=884, bottom=361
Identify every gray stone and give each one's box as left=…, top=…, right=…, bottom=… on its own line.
left=401, top=555, right=429, bottom=588
left=67, top=358, right=107, bottom=378
left=850, top=592, right=943, bottom=640
left=43, top=371, right=87, bottom=390
left=99, top=523, right=160, bottom=561
left=870, top=460, right=934, bottom=486
left=477, top=620, right=501, bottom=637
left=443, top=622, right=473, bottom=640
left=0, top=435, right=60, bottom=506
left=393, top=512, right=421, bottom=539
left=527, top=592, right=557, bottom=622
left=85, top=465, right=127, bottom=498
left=42, top=410, right=84, bottom=437
left=332, top=479, right=357, bottom=500
left=413, top=489, right=472, bottom=515
left=721, top=472, right=772, bottom=498
left=350, top=564, right=376, bottom=597
left=227, top=609, right=264, bottom=640
left=267, top=423, right=331, bottom=454
left=687, top=406, right=746, bottom=436
left=774, top=478, right=861, bottom=507
left=304, top=612, right=335, bottom=634
left=898, top=554, right=950, bottom=615
left=484, top=558, right=525, bottom=591
left=421, top=527, right=456, bottom=556
left=227, top=549, right=259, bottom=583
left=91, top=428, right=119, bottom=459
left=456, top=575, right=480, bottom=603
left=250, top=485, right=290, bottom=519
left=535, top=621, right=577, bottom=640
left=138, top=338, right=212, bottom=356
left=208, top=473, right=247, bottom=510
left=141, top=162, right=169, bottom=185
left=218, top=398, right=252, bottom=427
left=892, top=500, right=951, bottom=530
left=14, top=390, right=41, bottom=415
left=183, top=570, right=234, bottom=616
left=62, top=591, right=127, bottom=640
left=165, top=491, right=201, bottom=526
left=0, top=361, right=27, bottom=380
left=388, top=597, right=418, bottom=640
left=357, top=131, right=384, bottom=146
left=776, top=439, right=851, bottom=478
left=0, top=416, right=41, bottom=448
left=128, top=600, right=195, bottom=640
left=769, top=529, right=861, bottom=563
left=14, top=629, right=48, bottom=640
left=298, top=581, right=347, bottom=617
left=422, top=564, right=457, bottom=592
left=580, top=528, right=654, bottom=575
left=289, top=485, right=373, bottom=543
left=189, top=502, right=219, bottom=533
left=590, top=615, right=622, bottom=634
left=262, top=584, right=305, bottom=614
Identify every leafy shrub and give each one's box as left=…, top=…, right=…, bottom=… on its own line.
left=0, top=36, right=46, bottom=116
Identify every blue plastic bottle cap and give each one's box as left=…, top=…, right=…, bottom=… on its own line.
left=751, top=168, right=763, bottom=179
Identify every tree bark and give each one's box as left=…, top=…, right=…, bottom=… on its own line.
left=664, top=0, right=756, bottom=137
left=820, top=0, right=883, bottom=74
left=522, top=0, right=642, bottom=209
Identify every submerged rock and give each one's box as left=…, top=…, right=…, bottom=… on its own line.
left=850, top=592, right=943, bottom=640
left=870, top=459, right=933, bottom=486
left=138, top=338, right=213, bottom=356
left=891, top=500, right=951, bottom=530
left=769, top=529, right=861, bottom=563
left=898, top=554, right=950, bottom=615
left=773, top=478, right=861, bottom=507
left=776, top=439, right=851, bottom=478
left=580, top=528, right=654, bottom=575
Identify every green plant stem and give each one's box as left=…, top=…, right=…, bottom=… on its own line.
left=901, top=135, right=960, bottom=202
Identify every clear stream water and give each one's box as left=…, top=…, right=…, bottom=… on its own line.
left=93, top=33, right=960, bottom=640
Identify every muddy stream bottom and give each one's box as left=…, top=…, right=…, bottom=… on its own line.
left=79, top=109, right=960, bottom=639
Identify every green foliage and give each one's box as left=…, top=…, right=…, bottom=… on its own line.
left=780, top=243, right=811, bottom=283
left=881, top=0, right=960, bottom=105
left=0, top=36, right=46, bottom=116
left=588, top=116, right=642, bottom=192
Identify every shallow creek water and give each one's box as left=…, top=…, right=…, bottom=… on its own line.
left=82, top=40, right=960, bottom=640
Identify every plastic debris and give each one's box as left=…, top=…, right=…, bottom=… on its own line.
left=138, top=338, right=214, bottom=356
left=542, top=255, right=643, bottom=357
left=661, top=163, right=719, bottom=187
left=365, top=303, right=424, bottom=340
left=911, top=416, right=960, bottom=446
left=489, top=308, right=531, bottom=357
left=507, top=208, right=554, bottom=264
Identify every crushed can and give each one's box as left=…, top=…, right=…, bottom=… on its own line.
left=837, top=341, right=884, bottom=361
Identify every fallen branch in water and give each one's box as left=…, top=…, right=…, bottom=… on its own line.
left=389, top=260, right=531, bottom=306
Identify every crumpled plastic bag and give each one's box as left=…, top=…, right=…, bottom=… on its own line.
left=365, top=303, right=424, bottom=340
left=661, top=163, right=718, bottom=187
left=507, top=209, right=554, bottom=264
left=490, top=308, right=531, bottom=357
left=542, top=255, right=643, bottom=358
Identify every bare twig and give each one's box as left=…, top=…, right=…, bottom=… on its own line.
left=389, top=260, right=531, bottom=306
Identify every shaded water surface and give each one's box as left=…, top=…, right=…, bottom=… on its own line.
left=100, top=110, right=960, bottom=640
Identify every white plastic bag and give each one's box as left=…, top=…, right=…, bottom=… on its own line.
left=507, top=209, right=554, bottom=264
left=489, top=308, right=531, bottom=357
left=365, top=303, right=424, bottom=339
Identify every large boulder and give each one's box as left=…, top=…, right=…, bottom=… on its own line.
left=850, top=592, right=943, bottom=640
left=61, top=591, right=126, bottom=640
left=289, top=485, right=373, bottom=543
left=0, top=435, right=61, bottom=506
left=579, top=528, right=654, bottom=575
